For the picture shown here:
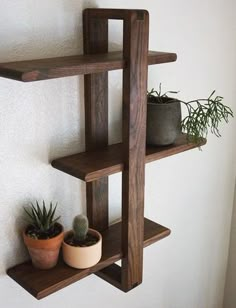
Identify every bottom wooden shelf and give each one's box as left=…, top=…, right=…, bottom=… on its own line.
left=7, top=218, right=170, bottom=300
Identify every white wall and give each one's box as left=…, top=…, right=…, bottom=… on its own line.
left=0, top=1, right=236, bottom=307
left=224, top=182, right=236, bottom=308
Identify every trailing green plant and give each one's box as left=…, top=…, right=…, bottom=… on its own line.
left=147, top=84, right=234, bottom=143
left=24, top=201, right=61, bottom=239
left=180, top=91, right=233, bottom=143
left=73, top=214, right=89, bottom=242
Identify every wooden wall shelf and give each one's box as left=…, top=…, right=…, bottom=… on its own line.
left=0, top=51, right=176, bottom=82
left=7, top=218, right=170, bottom=299
left=52, top=134, right=206, bottom=182
left=3, top=8, right=205, bottom=300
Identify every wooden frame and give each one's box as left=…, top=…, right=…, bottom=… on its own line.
left=83, top=8, right=149, bottom=291
left=2, top=8, right=206, bottom=300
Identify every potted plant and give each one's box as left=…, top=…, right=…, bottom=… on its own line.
left=23, top=201, right=63, bottom=269
left=147, top=86, right=181, bottom=145
left=147, top=84, right=233, bottom=146
left=62, top=214, right=102, bottom=269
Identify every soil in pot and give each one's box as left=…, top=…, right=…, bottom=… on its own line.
left=25, top=223, right=62, bottom=239
left=146, top=97, right=182, bottom=146
left=23, top=222, right=63, bottom=270
left=64, top=231, right=98, bottom=247
left=63, top=228, right=102, bottom=269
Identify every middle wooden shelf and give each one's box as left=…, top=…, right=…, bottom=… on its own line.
left=52, top=134, right=206, bottom=182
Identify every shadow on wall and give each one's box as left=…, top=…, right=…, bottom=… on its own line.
left=224, top=179, right=236, bottom=308
left=0, top=0, right=101, bottom=274
left=2, top=200, right=30, bottom=274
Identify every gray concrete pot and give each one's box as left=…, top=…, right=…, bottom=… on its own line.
left=146, top=97, right=182, bottom=145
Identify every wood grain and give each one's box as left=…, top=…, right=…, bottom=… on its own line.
left=7, top=218, right=170, bottom=299
left=83, top=10, right=109, bottom=231
left=5, top=7, right=179, bottom=298
left=120, top=10, right=149, bottom=291
left=95, top=264, right=122, bottom=290
left=51, top=134, right=207, bottom=182
left=83, top=8, right=149, bottom=20
left=0, top=51, right=177, bottom=82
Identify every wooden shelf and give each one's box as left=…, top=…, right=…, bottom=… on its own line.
left=0, top=51, right=177, bottom=82
left=7, top=218, right=170, bottom=300
left=52, top=134, right=206, bottom=182
left=4, top=8, right=199, bottom=298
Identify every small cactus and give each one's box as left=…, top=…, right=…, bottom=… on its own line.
left=73, top=214, right=89, bottom=242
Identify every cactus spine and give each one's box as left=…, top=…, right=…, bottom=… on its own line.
left=73, top=214, right=88, bottom=242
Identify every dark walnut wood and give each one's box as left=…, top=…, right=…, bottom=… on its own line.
left=120, top=10, right=149, bottom=291
left=83, top=10, right=109, bottom=232
left=7, top=218, right=170, bottom=300
left=96, top=264, right=122, bottom=290
left=84, top=8, right=150, bottom=20
left=5, top=7, right=180, bottom=298
left=51, top=134, right=207, bottom=182
left=0, top=51, right=177, bottom=82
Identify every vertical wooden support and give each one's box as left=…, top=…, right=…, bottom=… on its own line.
left=83, top=11, right=109, bottom=231
left=121, top=10, right=149, bottom=291
left=83, top=8, right=149, bottom=291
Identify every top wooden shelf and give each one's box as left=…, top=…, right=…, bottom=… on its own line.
left=0, top=51, right=177, bottom=82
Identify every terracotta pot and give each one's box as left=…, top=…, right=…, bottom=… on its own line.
left=62, top=228, right=102, bottom=269
left=23, top=223, right=64, bottom=270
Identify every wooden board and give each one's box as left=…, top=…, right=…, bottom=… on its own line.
left=83, top=10, right=109, bottom=232
left=0, top=51, right=176, bottom=82
left=120, top=9, right=149, bottom=291
left=51, top=134, right=207, bottom=182
left=7, top=218, right=170, bottom=299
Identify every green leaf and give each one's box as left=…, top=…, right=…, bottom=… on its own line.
left=36, top=200, right=43, bottom=221
left=25, top=201, right=60, bottom=234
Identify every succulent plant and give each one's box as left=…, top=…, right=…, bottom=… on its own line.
left=73, top=214, right=89, bottom=242
left=24, top=201, right=60, bottom=238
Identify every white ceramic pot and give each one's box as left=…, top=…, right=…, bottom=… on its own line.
left=62, top=228, right=102, bottom=269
